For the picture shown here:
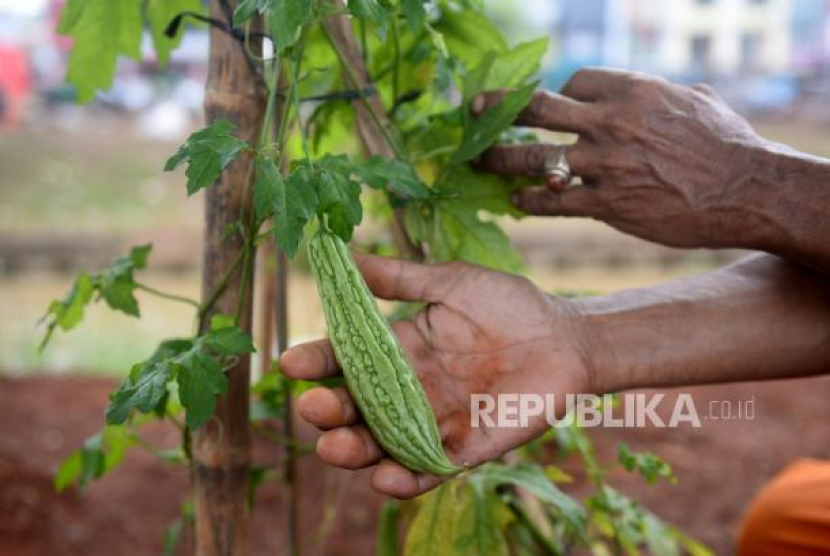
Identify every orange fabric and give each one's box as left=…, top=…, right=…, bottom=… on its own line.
left=738, top=459, right=830, bottom=555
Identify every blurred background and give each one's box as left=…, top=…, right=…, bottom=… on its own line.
left=2, top=1, right=830, bottom=555
left=4, top=0, right=830, bottom=374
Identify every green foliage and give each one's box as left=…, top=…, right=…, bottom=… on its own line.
left=105, top=339, right=192, bottom=425
left=40, top=244, right=152, bottom=349
left=254, top=155, right=319, bottom=259
left=165, top=120, right=250, bottom=195
left=618, top=442, right=676, bottom=485
left=348, top=0, right=391, bottom=40
left=377, top=500, right=401, bottom=556
left=54, top=426, right=135, bottom=492
left=57, top=3, right=710, bottom=555
left=58, top=0, right=142, bottom=102
left=233, top=0, right=269, bottom=26
left=404, top=479, right=509, bottom=556
left=353, top=155, right=431, bottom=203
left=105, top=321, right=255, bottom=429
left=58, top=0, right=204, bottom=102
left=405, top=165, right=524, bottom=272
left=451, top=81, right=536, bottom=165
left=269, top=0, right=314, bottom=52
left=481, top=463, right=587, bottom=534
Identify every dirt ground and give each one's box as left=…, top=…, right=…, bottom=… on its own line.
left=1, top=374, right=829, bottom=556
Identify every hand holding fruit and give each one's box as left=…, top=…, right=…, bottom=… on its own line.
left=281, top=253, right=593, bottom=498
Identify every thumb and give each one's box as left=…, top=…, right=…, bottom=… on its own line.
left=511, top=185, right=601, bottom=217
left=352, top=252, right=456, bottom=303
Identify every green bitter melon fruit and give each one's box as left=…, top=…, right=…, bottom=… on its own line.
left=308, top=226, right=461, bottom=476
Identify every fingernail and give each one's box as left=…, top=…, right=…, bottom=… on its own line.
left=472, top=94, right=485, bottom=115
left=545, top=174, right=567, bottom=192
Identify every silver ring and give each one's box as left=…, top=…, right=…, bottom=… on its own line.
left=543, top=145, right=572, bottom=187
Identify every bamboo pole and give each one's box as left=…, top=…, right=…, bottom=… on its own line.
left=192, top=2, right=265, bottom=554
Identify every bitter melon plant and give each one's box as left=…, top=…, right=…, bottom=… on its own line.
left=42, top=0, right=712, bottom=554
left=309, top=225, right=460, bottom=475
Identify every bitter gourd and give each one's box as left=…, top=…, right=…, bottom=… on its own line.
left=308, top=226, right=461, bottom=476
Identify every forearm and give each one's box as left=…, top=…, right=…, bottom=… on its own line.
left=573, top=254, right=830, bottom=393
left=741, top=143, right=830, bottom=273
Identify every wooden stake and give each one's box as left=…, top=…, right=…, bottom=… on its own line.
left=193, top=2, right=265, bottom=554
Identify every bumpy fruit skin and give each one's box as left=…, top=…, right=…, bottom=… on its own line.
left=308, top=228, right=460, bottom=476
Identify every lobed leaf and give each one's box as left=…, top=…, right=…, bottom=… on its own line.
left=164, top=120, right=249, bottom=195
left=269, top=0, right=314, bottom=53
left=59, top=0, right=143, bottom=103
left=177, top=350, right=229, bottom=429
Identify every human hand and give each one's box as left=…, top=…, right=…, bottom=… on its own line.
left=281, top=253, right=592, bottom=498
left=474, top=68, right=774, bottom=250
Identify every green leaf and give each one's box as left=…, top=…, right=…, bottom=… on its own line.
left=311, top=155, right=363, bottom=242
left=105, top=338, right=193, bottom=425
left=405, top=479, right=510, bottom=556
left=54, top=427, right=135, bottom=491
left=400, top=0, right=427, bottom=30
left=484, top=37, right=549, bottom=92
left=433, top=7, right=506, bottom=69
left=377, top=500, right=401, bottom=556
left=450, top=81, right=536, bottom=165
left=40, top=272, right=95, bottom=349
left=59, top=0, right=143, bottom=103
left=128, top=244, right=152, bottom=269
left=54, top=452, right=82, bottom=492
left=233, top=0, right=268, bottom=26
left=165, top=120, right=249, bottom=195
left=269, top=0, right=314, bottom=53
left=147, top=0, right=204, bottom=67
left=100, top=277, right=140, bottom=316
left=177, top=351, right=228, bottom=429
left=98, top=243, right=152, bottom=317
left=353, top=155, right=431, bottom=202
left=436, top=164, right=524, bottom=217
left=57, top=0, right=90, bottom=34
left=617, top=442, right=676, bottom=485
left=210, top=314, right=236, bottom=330
left=163, top=518, right=184, bottom=556
left=456, top=474, right=510, bottom=556
left=203, top=326, right=257, bottom=356
left=481, top=463, right=587, bottom=535
left=406, top=166, right=524, bottom=273
left=404, top=481, right=458, bottom=556
left=106, top=361, right=171, bottom=424
left=348, top=0, right=389, bottom=40
left=253, top=155, right=280, bottom=221
left=434, top=204, right=520, bottom=272
left=258, top=157, right=319, bottom=259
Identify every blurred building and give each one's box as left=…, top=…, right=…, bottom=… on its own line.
left=557, top=0, right=794, bottom=79
left=790, top=0, right=830, bottom=74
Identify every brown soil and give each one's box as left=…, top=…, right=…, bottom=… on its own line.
left=1, top=374, right=828, bottom=556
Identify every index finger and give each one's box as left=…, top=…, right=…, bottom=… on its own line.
left=472, top=89, right=596, bottom=135
left=281, top=338, right=340, bottom=380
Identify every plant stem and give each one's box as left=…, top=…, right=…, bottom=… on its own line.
left=392, top=17, right=401, bottom=109
left=198, top=248, right=245, bottom=328
left=134, top=282, right=201, bottom=310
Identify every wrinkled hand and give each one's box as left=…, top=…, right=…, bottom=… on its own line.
left=475, top=68, right=772, bottom=249
left=281, top=253, right=591, bottom=498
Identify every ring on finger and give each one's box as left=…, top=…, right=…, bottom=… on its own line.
left=543, top=144, right=573, bottom=189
